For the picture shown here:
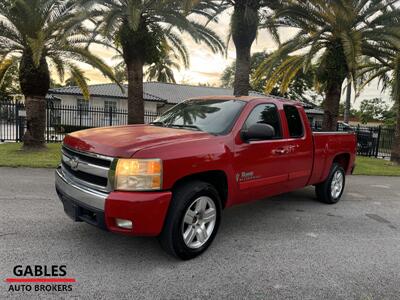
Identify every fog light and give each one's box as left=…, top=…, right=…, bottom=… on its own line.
left=115, top=218, right=133, bottom=229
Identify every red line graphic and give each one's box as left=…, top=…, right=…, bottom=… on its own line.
left=5, top=278, right=76, bottom=283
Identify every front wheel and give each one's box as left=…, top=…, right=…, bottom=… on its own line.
left=315, top=163, right=346, bottom=204
left=159, top=181, right=221, bottom=260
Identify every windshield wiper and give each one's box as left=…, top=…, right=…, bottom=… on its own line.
left=167, top=124, right=203, bottom=131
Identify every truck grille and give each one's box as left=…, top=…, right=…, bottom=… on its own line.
left=61, top=145, right=114, bottom=192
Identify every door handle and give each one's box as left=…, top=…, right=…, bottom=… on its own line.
left=273, top=148, right=288, bottom=155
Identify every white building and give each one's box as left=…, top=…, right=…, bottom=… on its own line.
left=47, top=82, right=323, bottom=127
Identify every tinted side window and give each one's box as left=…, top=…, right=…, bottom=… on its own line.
left=284, top=105, right=303, bottom=138
left=244, top=104, right=281, bottom=138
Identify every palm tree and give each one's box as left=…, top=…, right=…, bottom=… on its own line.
left=84, top=0, right=224, bottom=124
left=0, top=63, right=20, bottom=101
left=113, top=60, right=128, bottom=83
left=343, top=78, right=352, bottom=124
left=217, top=0, right=279, bottom=96
left=358, top=1, right=400, bottom=164
left=145, top=49, right=181, bottom=83
left=0, top=0, right=117, bottom=148
left=222, top=51, right=319, bottom=103
left=64, top=75, right=90, bottom=87
left=113, top=49, right=181, bottom=83
left=255, top=0, right=400, bottom=131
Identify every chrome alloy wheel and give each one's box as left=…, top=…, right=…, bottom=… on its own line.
left=181, top=196, right=217, bottom=249
left=331, top=170, right=344, bottom=199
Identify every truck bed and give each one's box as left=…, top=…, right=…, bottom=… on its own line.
left=308, top=132, right=357, bottom=185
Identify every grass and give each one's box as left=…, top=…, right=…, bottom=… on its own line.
left=0, top=143, right=61, bottom=168
left=0, top=143, right=399, bottom=176
left=354, top=156, right=400, bottom=176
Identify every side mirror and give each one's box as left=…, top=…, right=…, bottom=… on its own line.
left=241, top=123, right=275, bottom=141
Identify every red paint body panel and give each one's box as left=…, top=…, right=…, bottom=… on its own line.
left=63, top=96, right=357, bottom=236
left=63, top=125, right=210, bottom=158
left=105, top=191, right=172, bottom=236
left=308, top=132, right=357, bottom=184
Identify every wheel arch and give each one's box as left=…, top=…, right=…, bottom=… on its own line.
left=333, top=153, right=351, bottom=173
left=171, top=170, right=229, bottom=208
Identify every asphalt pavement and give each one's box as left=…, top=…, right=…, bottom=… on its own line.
left=1, top=167, right=400, bottom=299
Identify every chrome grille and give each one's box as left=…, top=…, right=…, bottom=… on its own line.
left=61, top=145, right=114, bottom=193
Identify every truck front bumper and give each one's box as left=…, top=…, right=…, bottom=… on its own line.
left=55, top=168, right=172, bottom=236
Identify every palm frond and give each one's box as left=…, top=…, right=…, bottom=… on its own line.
left=61, top=45, right=121, bottom=88
left=0, top=56, right=18, bottom=87
left=256, top=0, right=400, bottom=100
left=48, top=53, right=65, bottom=82
left=68, top=64, right=90, bottom=100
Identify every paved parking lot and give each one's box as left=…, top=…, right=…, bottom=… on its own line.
left=1, top=167, right=400, bottom=299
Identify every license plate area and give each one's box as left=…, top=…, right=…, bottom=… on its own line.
left=56, top=187, right=107, bottom=230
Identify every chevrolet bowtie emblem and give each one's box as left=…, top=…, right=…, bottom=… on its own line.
left=70, top=157, right=80, bottom=171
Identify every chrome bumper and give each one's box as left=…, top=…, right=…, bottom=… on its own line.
left=55, top=166, right=108, bottom=211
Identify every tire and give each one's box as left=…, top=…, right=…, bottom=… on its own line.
left=315, top=163, right=346, bottom=204
left=159, top=180, right=222, bottom=260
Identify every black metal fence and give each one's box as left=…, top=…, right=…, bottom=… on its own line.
left=0, top=101, right=159, bottom=143
left=353, top=125, right=395, bottom=158
left=1, top=101, right=396, bottom=158
left=312, top=121, right=395, bottom=158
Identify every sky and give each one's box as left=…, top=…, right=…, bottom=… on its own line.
left=83, top=10, right=392, bottom=109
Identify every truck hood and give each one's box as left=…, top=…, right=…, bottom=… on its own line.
left=63, top=125, right=212, bottom=158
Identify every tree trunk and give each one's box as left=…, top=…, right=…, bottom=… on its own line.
left=19, top=51, right=50, bottom=149
left=343, top=80, right=351, bottom=124
left=392, top=102, right=400, bottom=164
left=119, top=20, right=154, bottom=125
left=231, top=1, right=259, bottom=96
left=322, top=82, right=342, bottom=131
left=234, top=46, right=251, bottom=96
left=23, top=96, right=46, bottom=147
left=321, top=41, right=348, bottom=132
left=391, top=57, right=400, bottom=164
left=126, top=58, right=144, bottom=124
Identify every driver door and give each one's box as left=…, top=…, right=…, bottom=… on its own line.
left=233, top=103, right=289, bottom=203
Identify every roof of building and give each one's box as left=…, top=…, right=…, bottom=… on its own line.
left=305, top=108, right=325, bottom=115
left=48, top=82, right=321, bottom=112
left=49, top=83, right=164, bottom=102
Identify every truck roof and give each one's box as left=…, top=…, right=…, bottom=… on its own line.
left=188, top=95, right=304, bottom=107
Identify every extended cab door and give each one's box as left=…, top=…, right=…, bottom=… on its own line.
left=281, top=105, right=313, bottom=190
left=233, top=103, right=290, bottom=203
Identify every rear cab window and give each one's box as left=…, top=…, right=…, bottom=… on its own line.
left=243, top=104, right=282, bottom=139
left=283, top=105, right=304, bottom=138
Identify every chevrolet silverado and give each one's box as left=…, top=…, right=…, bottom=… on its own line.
left=55, top=96, right=357, bottom=260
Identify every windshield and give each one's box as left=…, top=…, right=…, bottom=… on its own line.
left=152, top=99, right=246, bottom=135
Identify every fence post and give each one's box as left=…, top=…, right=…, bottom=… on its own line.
left=368, top=127, right=373, bottom=157
left=0, top=102, right=2, bottom=142
left=46, top=104, right=50, bottom=143
left=109, top=107, right=113, bottom=126
left=79, top=105, right=82, bottom=127
left=18, top=113, right=25, bottom=143
left=375, top=126, right=381, bottom=158
left=356, top=124, right=360, bottom=155
left=15, top=102, right=19, bottom=142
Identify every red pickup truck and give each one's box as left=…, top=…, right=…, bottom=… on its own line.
left=55, top=96, right=356, bottom=259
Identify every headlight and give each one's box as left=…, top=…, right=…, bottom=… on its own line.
left=114, top=159, right=162, bottom=191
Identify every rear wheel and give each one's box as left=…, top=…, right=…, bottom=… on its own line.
left=159, top=181, right=221, bottom=260
left=316, top=163, right=346, bottom=204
